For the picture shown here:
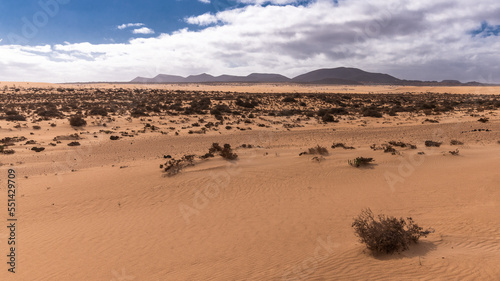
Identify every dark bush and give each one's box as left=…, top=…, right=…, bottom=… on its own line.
left=352, top=209, right=431, bottom=254
left=450, top=140, right=464, bottom=145
left=5, top=115, right=26, bottom=121
left=322, top=114, right=338, bottom=123
left=282, top=97, right=296, bottom=103
left=331, top=143, right=355, bottom=150
left=348, top=157, right=374, bottom=167
left=88, top=107, right=108, bottom=116
left=425, top=140, right=442, bottom=147
left=362, top=108, right=383, bottom=118
left=69, top=115, right=87, bottom=127
left=308, top=145, right=329, bottom=156
left=220, top=144, right=238, bottom=160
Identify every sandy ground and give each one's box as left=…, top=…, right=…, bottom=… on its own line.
left=0, top=84, right=499, bottom=280
left=2, top=81, right=500, bottom=95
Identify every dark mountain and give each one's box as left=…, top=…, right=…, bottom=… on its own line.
left=292, top=67, right=401, bottom=84
left=184, top=73, right=216, bottom=83
left=131, top=73, right=291, bottom=83
left=129, top=67, right=484, bottom=86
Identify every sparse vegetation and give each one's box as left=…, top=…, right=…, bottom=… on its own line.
left=450, top=139, right=464, bottom=145
left=348, top=157, right=374, bottom=167
left=307, top=145, right=329, bottom=156
left=352, top=209, right=431, bottom=254
left=331, top=143, right=355, bottom=150
left=425, top=140, right=442, bottom=147
left=478, top=117, right=489, bottom=123
left=69, top=115, right=87, bottom=127
left=162, top=155, right=195, bottom=177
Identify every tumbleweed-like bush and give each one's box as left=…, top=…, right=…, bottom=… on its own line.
left=352, top=209, right=431, bottom=254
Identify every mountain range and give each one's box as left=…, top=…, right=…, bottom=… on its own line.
left=130, top=67, right=483, bottom=86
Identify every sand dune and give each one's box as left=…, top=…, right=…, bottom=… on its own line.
left=0, top=84, right=499, bottom=280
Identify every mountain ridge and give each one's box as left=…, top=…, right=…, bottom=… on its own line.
left=130, top=67, right=484, bottom=86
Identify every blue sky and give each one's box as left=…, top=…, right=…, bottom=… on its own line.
left=0, top=0, right=499, bottom=83
left=0, top=0, right=219, bottom=45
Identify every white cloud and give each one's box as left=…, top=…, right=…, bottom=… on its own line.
left=132, top=27, right=155, bottom=34
left=117, top=23, right=145, bottom=30
left=1, top=0, right=500, bottom=83
left=198, top=0, right=211, bottom=3
left=185, top=13, right=219, bottom=26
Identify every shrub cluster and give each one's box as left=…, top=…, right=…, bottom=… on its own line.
left=352, top=209, right=431, bottom=254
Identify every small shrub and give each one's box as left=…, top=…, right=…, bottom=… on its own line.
left=478, top=117, right=489, bottom=123
left=162, top=155, right=195, bottom=176
left=352, top=209, right=431, bottom=254
left=220, top=144, right=238, bottom=160
left=449, top=149, right=459, bottom=156
left=69, top=115, right=87, bottom=127
left=308, top=145, right=329, bottom=156
left=322, top=114, right=338, bottom=123
left=362, top=108, right=383, bottom=118
left=5, top=115, right=26, bottom=121
left=383, top=145, right=398, bottom=154
left=388, top=141, right=417, bottom=149
left=282, top=97, right=297, bottom=103
left=424, top=119, right=439, bottom=123
left=33, top=125, right=42, bottom=130
left=31, top=147, right=45, bottom=153
left=425, top=140, right=442, bottom=147
left=450, top=140, right=464, bottom=145
left=348, top=157, right=373, bottom=167
left=331, top=143, right=355, bottom=150
left=67, top=141, right=81, bottom=146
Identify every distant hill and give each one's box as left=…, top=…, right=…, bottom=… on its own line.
left=292, top=67, right=402, bottom=84
left=131, top=73, right=291, bottom=83
left=129, top=67, right=485, bottom=86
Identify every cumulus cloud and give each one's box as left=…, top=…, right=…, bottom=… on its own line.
left=198, top=0, right=211, bottom=3
left=1, top=0, right=500, bottom=83
left=132, top=27, right=155, bottom=34
left=117, top=23, right=145, bottom=30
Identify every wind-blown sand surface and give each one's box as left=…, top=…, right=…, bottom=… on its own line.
left=0, top=83, right=499, bottom=280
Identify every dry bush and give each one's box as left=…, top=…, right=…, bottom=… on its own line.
left=449, top=149, right=460, bottom=156
left=5, top=114, right=26, bottom=121
left=69, top=115, right=87, bottom=127
left=308, top=145, right=329, bottom=156
left=331, top=143, right=355, bottom=150
left=0, top=145, right=15, bottom=155
left=450, top=139, right=464, bottom=145
left=348, top=157, right=373, bottom=167
left=220, top=144, right=238, bottom=160
left=477, top=117, right=489, bottom=123
left=352, top=209, right=431, bottom=254
left=162, top=155, right=195, bottom=177
left=425, top=140, right=442, bottom=147
left=388, top=141, right=417, bottom=149
left=362, top=108, right=383, bottom=118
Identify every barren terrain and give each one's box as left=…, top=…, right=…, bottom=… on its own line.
left=1, top=83, right=499, bottom=280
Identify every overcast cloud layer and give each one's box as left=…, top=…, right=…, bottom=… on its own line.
left=0, top=0, right=499, bottom=83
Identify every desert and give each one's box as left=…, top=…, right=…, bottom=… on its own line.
left=0, top=83, right=499, bottom=280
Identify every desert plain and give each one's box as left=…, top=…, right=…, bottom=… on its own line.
left=0, top=82, right=499, bottom=280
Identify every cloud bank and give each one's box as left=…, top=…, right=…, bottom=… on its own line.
left=1, top=0, right=499, bottom=83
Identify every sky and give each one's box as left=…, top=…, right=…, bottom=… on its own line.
left=0, top=0, right=499, bottom=83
